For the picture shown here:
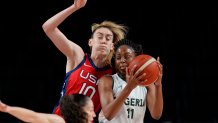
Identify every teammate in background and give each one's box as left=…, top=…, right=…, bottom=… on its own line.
left=98, top=39, right=163, bottom=123
left=42, top=0, right=127, bottom=121
left=0, top=94, right=96, bottom=123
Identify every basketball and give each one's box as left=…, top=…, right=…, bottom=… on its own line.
left=128, top=54, right=160, bottom=86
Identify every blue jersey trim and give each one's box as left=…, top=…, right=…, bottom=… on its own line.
left=88, top=54, right=111, bottom=71
left=52, top=54, right=87, bottom=113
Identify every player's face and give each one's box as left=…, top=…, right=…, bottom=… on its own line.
left=115, top=45, right=136, bottom=77
left=89, top=27, right=114, bottom=56
left=83, top=99, right=96, bottom=123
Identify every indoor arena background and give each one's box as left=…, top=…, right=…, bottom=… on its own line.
left=1, top=0, right=217, bottom=123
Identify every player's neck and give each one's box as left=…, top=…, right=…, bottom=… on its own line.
left=117, top=73, right=126, bottom=81
left=91, top=55, right=107, bottom=68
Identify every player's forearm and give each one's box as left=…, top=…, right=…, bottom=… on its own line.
left=42, top=4, right=78, bottom=32
left=153, top=85, right=163, bottom=119
left=103, top=86, right=132, bottom=120
left=6, top=106, right=40, bottom=123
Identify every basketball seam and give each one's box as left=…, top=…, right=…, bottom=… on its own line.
left=135, top=58, right=156, bottom=75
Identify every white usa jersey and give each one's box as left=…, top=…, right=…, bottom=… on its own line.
left=98, top=73, right=147, bottom=123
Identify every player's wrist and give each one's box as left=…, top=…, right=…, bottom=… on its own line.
left=154, top=82, right=162, bottom=87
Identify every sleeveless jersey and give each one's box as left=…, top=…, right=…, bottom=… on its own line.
left=98, top=73, right=147, bottom=123
left=53, top=54, right=112, bottom=115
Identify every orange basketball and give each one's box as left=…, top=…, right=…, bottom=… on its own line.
left=128, top=54, right=160, bottom=86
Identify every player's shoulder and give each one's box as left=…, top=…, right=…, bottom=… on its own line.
left=102, top=74, right=113, bottom=79
left=97, top=74, right=113, bottom=85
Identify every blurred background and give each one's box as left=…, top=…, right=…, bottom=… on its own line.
left=1, top=0, right=217, bottom=123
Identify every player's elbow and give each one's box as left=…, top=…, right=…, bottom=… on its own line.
left=104, top=114, right=114, bottom=121
left=42, top=22, right=55, bottom=34
left=152, top=115, right=161, bottom=120
left=42, top=23, right=49, bottom=33
left=151, top=112, right=162, bottom=120
left=102, top=110, right=115, bottom=121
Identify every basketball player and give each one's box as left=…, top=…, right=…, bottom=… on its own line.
left=42, top=0, right=127, bottom=121
left=0, top=94, right=95, bottom=123
left=98, top=39, right=163, bottom=123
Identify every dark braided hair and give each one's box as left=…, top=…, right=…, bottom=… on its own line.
left=60, top=94, right=89, bottom=123
left=114, top=39, right=143, bottom=56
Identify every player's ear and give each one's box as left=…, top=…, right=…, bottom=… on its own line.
left=88, top=39, right=93, bottom=47
left=110, top=43, right=114, bottom=50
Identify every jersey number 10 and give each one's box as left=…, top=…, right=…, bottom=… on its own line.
left=79, top=83, right=96, bottom=99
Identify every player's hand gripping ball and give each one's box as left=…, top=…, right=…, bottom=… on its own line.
left=128, top=54, right=160, bottom=86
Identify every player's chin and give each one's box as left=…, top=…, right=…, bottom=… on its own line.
left=98, top=50, right=110, bottom=56
left=88, top=118, right=94, bottom=123
left=119, top=69, right=126, bottom=76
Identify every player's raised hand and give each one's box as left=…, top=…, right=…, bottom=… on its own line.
left=73, top=0, right=87, bottom=9
left=154, top=57, right=163, bottom=86
left=0, top=101, right=8, bottom=113
left=126, top=65, right=146, bottom=90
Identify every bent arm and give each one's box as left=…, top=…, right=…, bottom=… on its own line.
left=98, top=76, right=133, bottom=121
left=146, top=59, right=163, bottom=120
left=42, top=0, right=87, bottom=69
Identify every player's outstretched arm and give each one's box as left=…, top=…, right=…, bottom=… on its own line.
left=0, top=101, right=65, bottom=123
